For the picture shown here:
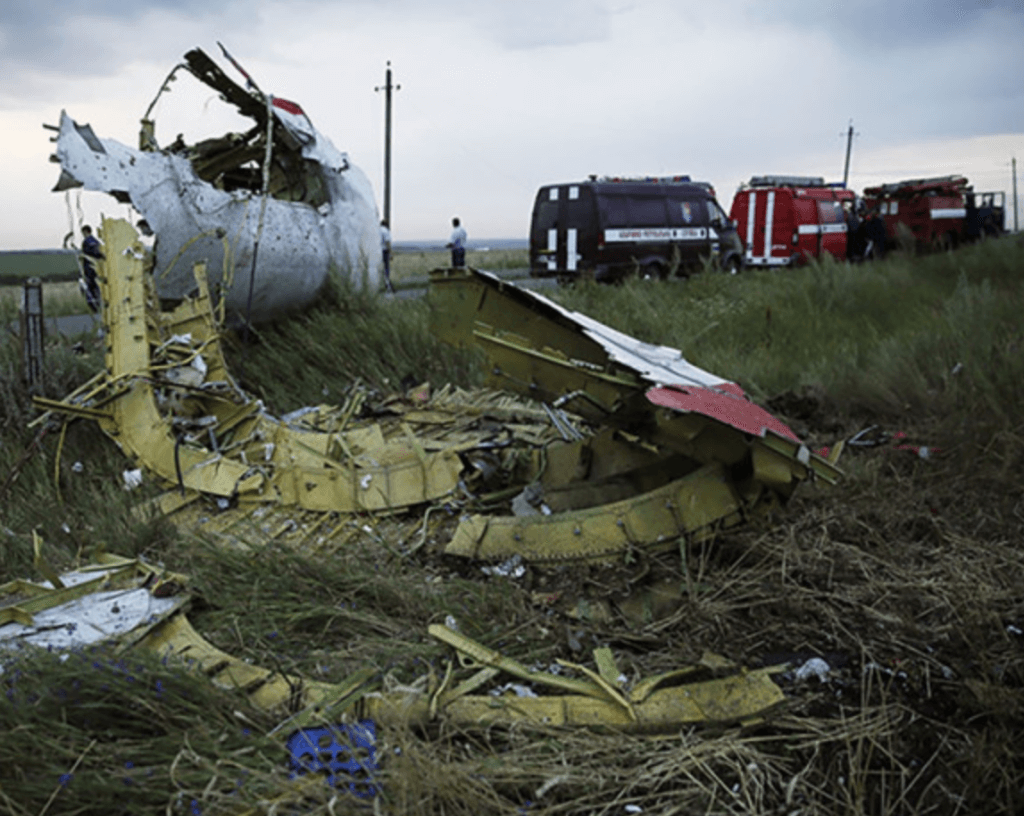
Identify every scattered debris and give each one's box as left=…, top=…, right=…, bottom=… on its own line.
left=428, top=267, right=840, bottom=563
left=794, top=657, right=831, bottom=683
left=2, top=554, right=789, bottom=736
left=0, top=553, right=187, bottom=660
left=35, top=219, right=841, bottom=569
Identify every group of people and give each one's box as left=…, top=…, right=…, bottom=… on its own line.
left=843, top=202, right=888, bottom=262
left=379, top=216, right=468, bottom=293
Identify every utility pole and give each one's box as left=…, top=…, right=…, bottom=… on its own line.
left=841, top=120, right=858, bottom=189
left=1013, top=156, right=1019, bottom=233
left=375, top=62, right=400, bottom=227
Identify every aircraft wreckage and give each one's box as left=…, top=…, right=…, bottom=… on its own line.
left=21, top=217, right=844, bottom=734
left=49, top=46, right=381, bottom=325
left=34, top=217, right=841, bottom=565
left=1, top=553, right=789, bottom=735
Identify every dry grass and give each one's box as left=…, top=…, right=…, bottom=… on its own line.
left=2, top=238, right=1024, bottom=814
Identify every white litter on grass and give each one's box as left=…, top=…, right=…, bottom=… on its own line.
left=481, top=554, right=526, bottom=579
left=0, top=588, right=181, bottom=656
left=795, top=657, right=831, bottom=682
left=122, top=468, right=143, bottom=490
left=71, top=461, right=84, bottom=473
left=535, top=774, right=569, bottom=799
left=490, top=682, right=538, bottom=698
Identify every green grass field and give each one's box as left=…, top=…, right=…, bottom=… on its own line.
left=0, top=249, right=79, bottom=282
left=0, top=247, right=528, bottom=319
left=2, top=235, right=1023, bottom=815
left=390, top=247, right=528, bottom=284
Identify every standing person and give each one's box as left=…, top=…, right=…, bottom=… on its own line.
left=843, top=200, right=863, bottom=263
left=80, top=225, right=104, bottom=313
left=379, top=219, right=395, bottom=293
left=864, top=208, right=888, bottom=261
left=446, top=217, right=467, bottom=267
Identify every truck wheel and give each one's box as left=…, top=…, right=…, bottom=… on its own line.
left=723, top=256, right=741, bottom=275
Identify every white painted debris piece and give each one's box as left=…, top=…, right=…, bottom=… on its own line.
left=0, top=567, right=182, bottom=668
left=52, top=49, right=381, bottom=325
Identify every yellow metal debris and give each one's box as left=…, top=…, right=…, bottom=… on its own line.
left=39, top=219, right=841, bottom=574
left=427, top=266, right=840, bottom=563
left=2, top=554, right=787, bottom=734
left=35, top=219, right=475, bottom=513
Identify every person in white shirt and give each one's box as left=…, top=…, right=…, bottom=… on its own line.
left=446, top=217, right=467, bottom=267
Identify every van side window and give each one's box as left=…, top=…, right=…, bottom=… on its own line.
left=627, top=196, right=669, bottom=226
left=598, top=196, right=630, bottom=227
left=817, top=201, right=843, bottom=223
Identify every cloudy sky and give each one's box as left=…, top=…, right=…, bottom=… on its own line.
left=1, top=0, right=1022, bottom=247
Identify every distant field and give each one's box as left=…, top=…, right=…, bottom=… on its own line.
left=0, top=249, right=79, bottom=283
left=0, top=279, right=86, bottom=319
left=390, top=247, right=528, bottom=283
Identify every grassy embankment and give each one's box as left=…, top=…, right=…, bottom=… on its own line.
left=1, top=236, right=1023, bottom=815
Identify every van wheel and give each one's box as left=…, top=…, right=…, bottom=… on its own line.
left=641, top=261, right=668, bottom=280
left=723, top=256, right=741, bottom=275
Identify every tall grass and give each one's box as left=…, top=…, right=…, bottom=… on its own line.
left=2, top=236, right=1024, bottom=814
left=226, top=276, right=484, bottom=410
left=550, top=236, right=1024, bottom=424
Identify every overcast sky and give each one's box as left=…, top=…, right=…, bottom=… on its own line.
left=1, top=0, right=1022, bottom=247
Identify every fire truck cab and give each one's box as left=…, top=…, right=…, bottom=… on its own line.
left=729, top=176, right=857, bottom=268
left=861, top=175, right=1003, bottom=251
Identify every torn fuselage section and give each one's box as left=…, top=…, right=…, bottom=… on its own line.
left=51, top=47, right=381, bottom=325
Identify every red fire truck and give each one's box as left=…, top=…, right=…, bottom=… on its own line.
left=729, top=176, right=857, bottom=268
left=861, top=175, right=1005, bottom=251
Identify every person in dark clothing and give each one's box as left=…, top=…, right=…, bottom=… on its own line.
left=863, top=209, right=888, bottom=261
left=80, top=225, right=104, bottom=313
left=843, top=200, right=863, bottom=262
left=380, top=219, right=395, bottom=293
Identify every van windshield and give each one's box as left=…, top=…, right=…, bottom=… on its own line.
left=705, top=200, right=728, bottom=226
